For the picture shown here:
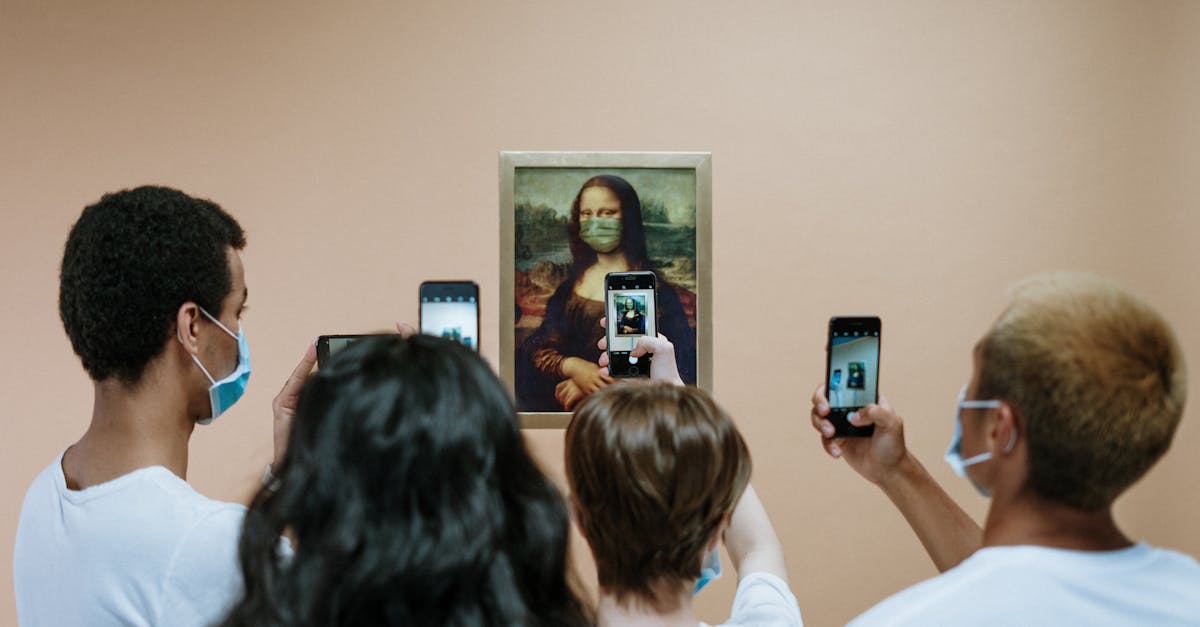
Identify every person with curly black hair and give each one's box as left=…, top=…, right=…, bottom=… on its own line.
left=14, top=186, right=315, bottom=627
left=221, top=334, right=593, bottom=627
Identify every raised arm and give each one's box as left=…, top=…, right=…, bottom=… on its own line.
left=810, top=385, right=982, bottom=572
left=723, top=485, right=789, bottom=582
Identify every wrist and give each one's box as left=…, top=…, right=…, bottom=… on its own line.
left=560, top=357, right=584, bottom=378
left=877, top=451, right=924, bottom=494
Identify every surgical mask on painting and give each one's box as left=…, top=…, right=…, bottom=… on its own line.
left=580, top=217, right=622, bottom=253
left=694, top=546, right=722, bottom=595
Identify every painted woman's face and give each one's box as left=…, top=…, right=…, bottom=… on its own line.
left=578, top=187, right=622, bottom=222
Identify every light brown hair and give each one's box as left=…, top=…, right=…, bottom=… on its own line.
left=977, top=273, right=1188, bottom=510
left=565, top=382, right=751, bottom=610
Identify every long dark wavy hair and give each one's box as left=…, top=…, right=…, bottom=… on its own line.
left=221, top=335, right=592, bottom=627
left=567, top=174, right=649, bottom=278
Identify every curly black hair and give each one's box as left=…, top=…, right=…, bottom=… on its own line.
left=59, top=186, right=246, bottom=384
left=222, top=335, right=592, bottom=627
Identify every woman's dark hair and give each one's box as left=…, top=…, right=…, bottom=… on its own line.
left=59, top=185, right=245, bottom=384
left=567, top=175, right=648, bottom=277
left=222, top=335, right=591, bottom=627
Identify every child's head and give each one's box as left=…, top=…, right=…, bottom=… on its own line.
left=566, top=382, right=751, bottom=610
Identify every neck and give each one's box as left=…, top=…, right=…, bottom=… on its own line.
left=595, top=250, right=631, bottom=272
left=596, top=588, right=695, bottom=627
left=983, top=487, right=1132, bottom=551
left=63, top=367, right=195, bottom=490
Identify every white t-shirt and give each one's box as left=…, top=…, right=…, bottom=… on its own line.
left=13, top=452, right=247, bottom=627
left=702, top=572, right=804, bottom=627
left=850, top=543, right=1200, bottom=627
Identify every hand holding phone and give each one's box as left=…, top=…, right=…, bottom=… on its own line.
left=596, top=322, right=684, bottom=386
left=604, top=271, right=657, bottom=378
left=824, top=316, right=881, bottom=437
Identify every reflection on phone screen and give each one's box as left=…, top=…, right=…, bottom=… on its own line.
left=607, top=289, right=656, bottom=351
left=827, top=331, right=880, bottom=409
left=326, top=337, right=359, bottom=359
left=420, top=295, right=479, bottom=351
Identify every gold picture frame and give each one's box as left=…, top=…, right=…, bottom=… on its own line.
left=499, top=151, right=713, bottom=428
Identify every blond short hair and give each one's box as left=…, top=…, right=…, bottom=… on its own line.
left=565, top=382, right=751, bottom=609
left=977, top=274, right=1187, bottom=510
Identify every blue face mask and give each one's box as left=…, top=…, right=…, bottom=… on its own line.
left=694, top=546, right=722, bottom=595
left=182, top=307, right=251, bottom=424
left=944, top=385, right=1011, bottom=496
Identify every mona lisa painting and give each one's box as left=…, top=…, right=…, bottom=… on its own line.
left=500, top=152, right=712, bottom=427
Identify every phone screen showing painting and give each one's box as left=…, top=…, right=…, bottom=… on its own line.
left=828, top=332, right=879, bottom=409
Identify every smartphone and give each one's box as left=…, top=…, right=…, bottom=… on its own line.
left=824, top=316, right=882, bottom=437
left=605, top=271, right=657, bottom=378
left=316, top=334, right=385, bottom=368
left=419, top=281, right=480, bottom=351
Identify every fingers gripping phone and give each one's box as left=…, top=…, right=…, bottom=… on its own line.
left=825, top=316, right=881, bottom=437
left=605, top=271, right=657, bottom=378
left=419, top=281, right=480, bottom=351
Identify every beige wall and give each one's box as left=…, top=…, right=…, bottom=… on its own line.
left=3, top=1, right=1198, bottom=625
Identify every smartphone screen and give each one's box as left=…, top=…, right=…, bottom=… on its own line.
left=825, top=316, right=881, bottom=437
left=316, top=334, right=384, bottom=368
left=605, top=271, right=657, bottom=377
left=419, top=281, right=480, bottom=351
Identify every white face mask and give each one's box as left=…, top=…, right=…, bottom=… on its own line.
left=944, top=385, right=1013, bottom=496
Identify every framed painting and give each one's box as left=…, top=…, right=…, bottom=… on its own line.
left=499, top=151, right=712, bottom=428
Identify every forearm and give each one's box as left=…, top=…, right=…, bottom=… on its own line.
left=879, top=453, right=982, bottom=572
left=724, top=485, right=789, bottom=582
left=532, top=348, right=568, bottom=378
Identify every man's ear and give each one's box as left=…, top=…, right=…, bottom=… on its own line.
left=175, top=302, right=202, bottom=356
left=991, top=403, right=1020, bottom=455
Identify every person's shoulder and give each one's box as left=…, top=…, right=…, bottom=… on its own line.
left=117, top=466, right=246, bottom=523
left=19, top=454, right=66, bottom=504
left=1144, top=544, right=1200, bottom=568
left=717, top=572, right=803, bottom=627
left=80, top=467, right=247, bottom=563
left=850, top=544, right=1200, bottom=627
left=1137, top=544, right=1200, bottom=588
left=156, top=496, right=247, bottom=626
left=847, top=548, right=1020, bottom=627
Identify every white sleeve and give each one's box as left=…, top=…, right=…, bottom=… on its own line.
left=721, top=572, right=804, bottom=627
left=156, top=505, right=246, bottom=627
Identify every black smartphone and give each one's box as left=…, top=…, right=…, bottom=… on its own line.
left=316, top=334, right=385, bottom=368
left=825, top=316, right=882, bottom=437
left=605, top=271, right=657, bottom=378
left=419, top=281, right=480, bottom=351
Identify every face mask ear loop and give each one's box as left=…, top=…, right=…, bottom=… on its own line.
left=197, top=306, right=238, bottom=339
